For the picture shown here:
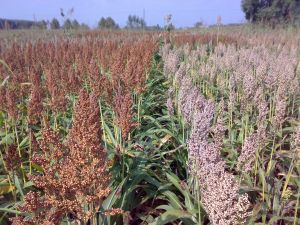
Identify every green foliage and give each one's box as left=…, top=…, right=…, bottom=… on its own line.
left=62, top=19, right=84, bottom=30
left=36, top=20, right=47, bottom=30
left=63, top=19, right=73, bottom=29
left=194, top=21, right=204, bottom=28
left=0, top=18, right=42, bottom=30
left=72, top=19, right=80, bottom=29
left=50, top=18, right=60, bottom=29
left=98, top=17, right=119, bottom=29
left=242, top=0, right=300, bottom=23
left=126, top=15, right=146, bottom=29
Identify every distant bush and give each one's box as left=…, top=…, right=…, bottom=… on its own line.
left=50, top=18, right=60, bottom=29
left=98, top=17, right=119, bottom=29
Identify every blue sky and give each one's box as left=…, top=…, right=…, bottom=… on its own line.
left=0, top=0, right=245, bottom=28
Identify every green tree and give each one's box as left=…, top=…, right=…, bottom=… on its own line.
left=241, top=0, right=260, bottom=22
left=38, top=20, right=47, bottom=29
left=241, top=0, right=300, bottom=23
left=72, top=19, right=80, bottom=29
left=194, top=21, right=204, bottom=28
left=63, top=19, right=72, bottom=29
left=50, top=18, right=60, bottom=29
left=126, top=15, right=146, bottom=29
left=98, top=17, right=119, bottom=29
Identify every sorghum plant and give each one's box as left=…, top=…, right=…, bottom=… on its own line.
left=11, top=90, right=116, bottom=224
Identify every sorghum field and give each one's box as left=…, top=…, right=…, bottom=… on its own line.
left=0, top=28, right=299, bottom=225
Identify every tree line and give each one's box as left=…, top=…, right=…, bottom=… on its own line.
left=0, top=15, right=167, bottom=30
left=242, top=0, right=300, bottom=24
left=0, top=19, right=48, bottom=30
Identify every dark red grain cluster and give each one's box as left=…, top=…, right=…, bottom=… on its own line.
left=11, top=89, right=118, bottom=224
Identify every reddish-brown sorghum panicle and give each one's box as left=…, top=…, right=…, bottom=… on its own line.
left=11, top=89, right=118, bottom=224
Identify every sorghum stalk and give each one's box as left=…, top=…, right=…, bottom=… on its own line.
left=137, top=95, right=142, bottom=124
left=28, top=129, right=32, bottom=175
left=98, top=99, right=107, bottom=149
left=13, top=122, right=27, bottom=183
left=266, top=136, right=276, bottom=175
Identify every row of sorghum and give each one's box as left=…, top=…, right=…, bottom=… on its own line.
left=161, top=33, right=300, bottom=223
left=0, top=33, right=157, bottom=130
left=162, top=44, right=252, bottom=225
left=0, top=32, right=158, bottom=224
